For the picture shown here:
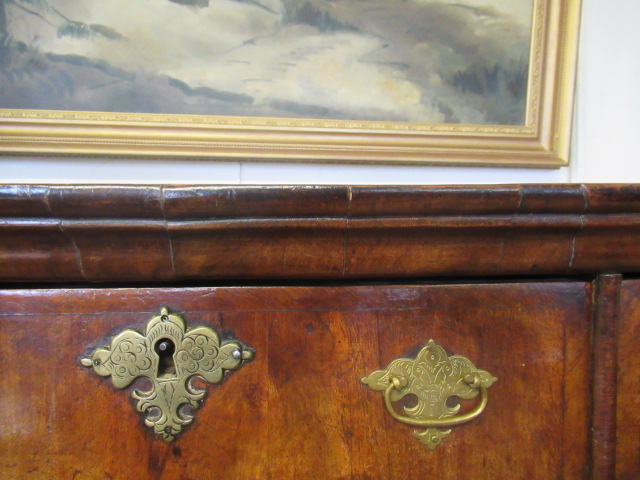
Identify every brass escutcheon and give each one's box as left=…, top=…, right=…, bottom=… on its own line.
left=81, top=307, right=254, bottom=441
left=362, top=339, right=497, bottom=450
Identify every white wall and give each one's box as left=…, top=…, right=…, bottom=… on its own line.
left=569, top=0, right=640, bottom=182
left=0, top=0, right=637, bottom=185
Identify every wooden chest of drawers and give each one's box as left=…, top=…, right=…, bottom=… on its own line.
left=0, top=185, right=638, bottom=479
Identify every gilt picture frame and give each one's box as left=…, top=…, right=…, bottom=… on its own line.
left=0, top=0, right=580, bottom=166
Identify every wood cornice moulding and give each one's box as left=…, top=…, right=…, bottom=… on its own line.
left=1, top=184, right=639, bottom=283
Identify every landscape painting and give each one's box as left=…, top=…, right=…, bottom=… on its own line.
left=0, top=0, right=534, bottom=126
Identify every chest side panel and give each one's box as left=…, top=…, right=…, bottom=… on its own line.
left=617, top=280, right=640, bottom=479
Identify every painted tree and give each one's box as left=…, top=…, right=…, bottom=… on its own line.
left=1, top=0, right=123, bottom=41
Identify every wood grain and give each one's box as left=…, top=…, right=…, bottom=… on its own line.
left=0, top=282, right=590, bottom=479
left=590, top=274, right=621, bottom=480
left=616, top=280, right=640, bottom=480
left=1, top=185, right=640, bottom=282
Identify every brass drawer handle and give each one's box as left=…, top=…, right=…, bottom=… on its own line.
left=362, top=339, right=497, bottom=450
left=80, top=307, right=254, bottom=441
left=383, top=374, right=489, bottom=428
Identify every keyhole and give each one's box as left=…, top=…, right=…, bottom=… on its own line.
left=154, top=339, right=176, bottom=378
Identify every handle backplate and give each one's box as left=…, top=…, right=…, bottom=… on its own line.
left=362, top=339, right=497, bottom=450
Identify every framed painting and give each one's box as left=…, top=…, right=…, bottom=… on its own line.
left=0, top=0, right=580, bottom=166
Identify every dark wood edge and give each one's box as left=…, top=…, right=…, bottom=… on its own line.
left=2, top=184, right=640, bottom=218
left=590, top=274, right=620, bottom=480
left=1, top=184, right=640, bottom=282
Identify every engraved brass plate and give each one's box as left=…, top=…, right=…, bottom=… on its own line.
left=362, top=339, right=496, bottom=450
left=81, top=307, right=254, bottom=441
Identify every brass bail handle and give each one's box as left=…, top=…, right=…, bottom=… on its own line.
left=383, top=374, right=489, bottom=428
left=362, top=339, right=497, bottom=450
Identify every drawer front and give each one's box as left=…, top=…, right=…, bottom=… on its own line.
left=0, top=282, right=590, bottom=479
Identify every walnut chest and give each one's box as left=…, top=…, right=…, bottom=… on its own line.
left=0, top=185, right=638, bottom=480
